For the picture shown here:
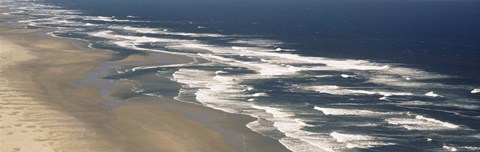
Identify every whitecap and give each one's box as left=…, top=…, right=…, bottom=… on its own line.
left=379, top=96, right=389, bottom=101
left=251, top=105, right=294, bottom=118
left=230, top=39, right=284, bottom=47
left=314, top=75, right=335, bottom=78
left=303, top=85, right=413, bottom=97
left=425, top=91, right=442, bottom=97
left=443, top=145, right=458, bottom=152
left=385, top=114, right=459, bottom=130
left=340, top=74, right=356, bottom=78
left=471, top=88, right=480, bottom=94
left=330, top=132, right=396, bottom=149
left=84, top=23, right=97, bottom=26
left=458, top=146, right=480, bottom=151
left=252, top=92, right=269, bottom=97
left=215, top=70, right=227, bottom=74
left=111, top=25, right=226, bottom=37
left=314, top=106, right=399, bottom=116
left=244, top=86, right=255, bottom=91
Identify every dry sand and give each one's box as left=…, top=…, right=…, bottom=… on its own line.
left=0, top=25, right=237, bottom=152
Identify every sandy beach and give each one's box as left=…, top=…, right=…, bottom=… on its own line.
left=0, top=20, right=288, bottom=152
left=0, top=25, right=230, bottom=152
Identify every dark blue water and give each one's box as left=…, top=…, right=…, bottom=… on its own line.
left=45, top=0, right=480, bottom=81
left=2, top=0, right=479, bottom=151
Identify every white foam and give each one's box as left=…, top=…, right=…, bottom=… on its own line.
left=86, top=28, right=455, bottom=94
left=458, top=146, right=480, bottom=151
left=398, top=100, right=480, bottom=110
left=215, top=70, right=227, bottom=74
left=330, top=132, right=395, bottom=149
left=315, top=75, right=335, bottom=78
left=415, top=115, right=459, bottom=128
left=425, top=91, right=442, bottom=97
left=90, top=31, right=198, bottom=56
left=278, top=136, right=336, bottom=152
left=92, top=30, right=189, bottom=44
left=251, top=105, right=340, bottom=152
left=314, top=106, right=398, bottom=116
left=84, top=23, right=97, bottom=26
left=111, top=26, right=226, bottom=37
left=367, top=69, right=450, bottom=88
left=198, top=53, right=301, bottom=76
left=244, top=86, right=255, bottom=91
left=304, top=85, right=413, bottom=97
left=245, top=120, right=277, bottom=133
left=230, top=39, right=284, bottom=47
left=251, top=105, right=294, bottom=118
left=341, top=74, right=356, bottom=78
left=83, top=16, right=135, bottom=22
left=471, top=88, right=480, bottom=94
left=443, top=145, right=458, bottom=152
left=272, top=47, right=295, bottom=52
left=252, top=92, right=269, bottom=97
left=194, top=89, right=240, bottom=113
left=240, top=50, right=392, bottom=72
left=122, top=26, right=158, bottom=34
left=330, top=132, right=373, bottom=143
left=386, top=114, right=459, bottom=130
left=367, top=75, right=422, bottom=87
left=379, top=96, right=389, bottom=101
left=172, top=68, right=256, bottom=114
left=253, top=62, right=299, bottom=76
left=352, top=123, right=381, bottom=127
left=327, top=60, right=390, bottom=71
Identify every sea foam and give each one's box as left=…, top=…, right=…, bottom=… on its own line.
left=471, top=88, right=480, bottom=94
left=386, top=114, right=459, bottom=131
left=425, top=91, right=442, bottom=97
left=314, top=106, right=399, bottom=116
left=330, top=132, right=395, bottom=149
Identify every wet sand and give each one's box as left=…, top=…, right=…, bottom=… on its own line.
left=0, top=25, right=235, bottom=152
left=0, top=22, right=289, bottom=152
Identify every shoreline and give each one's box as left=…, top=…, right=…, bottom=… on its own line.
left=0, top=19, right=289, bottom=152
left=0, top=25, right=119, bottom=151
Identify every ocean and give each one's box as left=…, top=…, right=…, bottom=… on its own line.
left=1, top=0, right=479, bottom=151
